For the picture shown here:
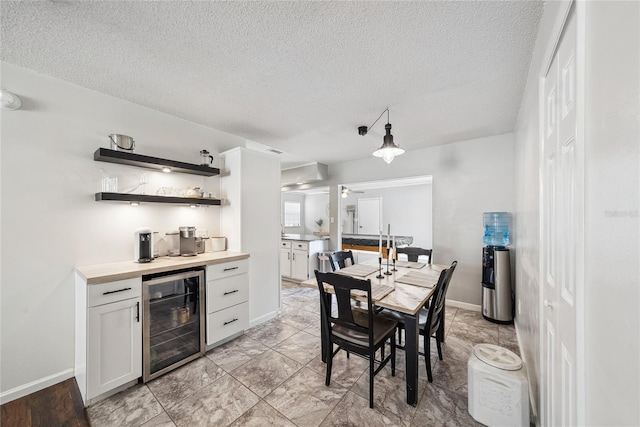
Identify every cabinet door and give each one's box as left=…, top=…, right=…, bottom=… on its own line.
left=280, top=248, right=292, bottom=278
left=87, top=297, right=142, bottom=399
left=291, top=249, right=309, bottom=281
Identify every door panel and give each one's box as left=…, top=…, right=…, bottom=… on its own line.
left=541, top=6, right=580, bottom=426
left=356, top=198, right=381, bottom=235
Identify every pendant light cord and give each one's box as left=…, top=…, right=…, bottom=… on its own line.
left=365, top=108, right=390, bottom=131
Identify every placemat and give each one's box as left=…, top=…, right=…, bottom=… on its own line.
left=394, top=271, right=436, bottom=288
left=335, top=264, right=379, bottom=277
left=351, top=284, right=394, bottom=300
left=394, top=260, right=426, bottom=269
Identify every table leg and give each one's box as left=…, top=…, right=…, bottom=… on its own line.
left=404, top=312, right=419, bottom=406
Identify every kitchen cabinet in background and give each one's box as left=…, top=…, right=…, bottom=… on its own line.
left=281, top=238, right=327, bottom=281
left=75, top=277, right=142, bottom=406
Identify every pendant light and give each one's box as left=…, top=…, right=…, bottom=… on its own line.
left=358, top=108, right=405, bottom=164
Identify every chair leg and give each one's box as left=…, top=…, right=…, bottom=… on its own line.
left=326, top=344, right=333, bottom=386
left=425, top=333, right=433, bottom=383
left=391, top=334, right=396, bottom=376
left=381, top=342, right=385, bottom=360
left=346, top=351, right=350, bottom=359
left=436, top=334, right=443, bottom=360
left=398, top=325, right=403, bottom=346
left=369, top=353, right=375, bottom=408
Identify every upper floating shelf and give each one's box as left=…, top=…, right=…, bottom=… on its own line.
left=95, top=192, right=221, bottom=206
left=94, top=148, right=220, bottom=177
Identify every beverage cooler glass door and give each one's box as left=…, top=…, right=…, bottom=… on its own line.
left=142, top=269, right=205, bottom=382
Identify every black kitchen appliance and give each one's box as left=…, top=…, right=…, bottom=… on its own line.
left=134, top=227, right=152, bottom=263
left=481, top=246, right=513, bottom=323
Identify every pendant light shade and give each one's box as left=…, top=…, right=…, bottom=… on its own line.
left=372, top=123, right=405, bottom=164
left=358, top=108, right=405, bottom=164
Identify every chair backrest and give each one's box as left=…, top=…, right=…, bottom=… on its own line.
left=329, top=250, right=355, bottom=271
left=395, top=247, right=432, bottom=263
left=314, top=270, right=374, bottom=346
left=425, top=261, right=458, bottom=336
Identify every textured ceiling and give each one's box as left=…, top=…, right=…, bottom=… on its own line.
left=1, top=1, right=542, bottom=167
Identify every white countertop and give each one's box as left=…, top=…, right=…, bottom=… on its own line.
left=76, top=251, right=250, bottom=285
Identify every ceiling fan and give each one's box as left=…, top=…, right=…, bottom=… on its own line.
left=341, top=185, right=364, bottom=198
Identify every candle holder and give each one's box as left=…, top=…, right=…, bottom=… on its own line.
left=376, top=257, right=385, bottom=279
left=392, top=255, right=397, bottom=272
left=385, top=248, right=392, bottom=275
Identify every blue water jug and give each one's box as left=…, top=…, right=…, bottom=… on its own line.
left=483, top=212, right=510, bottom=246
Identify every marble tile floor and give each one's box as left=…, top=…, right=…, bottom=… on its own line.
left=87, top=282, right=519, bottom=427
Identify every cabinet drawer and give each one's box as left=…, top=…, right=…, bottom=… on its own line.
left=206, top=302, right=248, bottom=345
left=207, top=274, right=248, bottom=313
left=206, top=259, right=249, bottom=281
left=292, top=241, right=308, bottom=251
left=281, top=241, right=292, bottom=249
left=88, top=277, right=141, bottom=307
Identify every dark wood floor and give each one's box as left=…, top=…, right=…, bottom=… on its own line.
left=1, top=378, right=89, bottom=427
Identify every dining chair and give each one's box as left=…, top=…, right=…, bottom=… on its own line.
left=314, top=270, right=397, bottom=408
left=328, top=250, right=355, bottom=271
left=379, top=260, right=457, bottom=382
left=395, top=247, right=432, bottom=263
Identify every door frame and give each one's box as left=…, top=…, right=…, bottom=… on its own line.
left=538, top=0, right=586, bottom=424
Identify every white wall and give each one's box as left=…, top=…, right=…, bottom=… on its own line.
left=328, top=133, right=515, bottom=306
left=304, top=193, right=329, bottom=235
left=584, top=2, right=639, bottom=423
left=340, top=184, right=433, bottom=249
left=514, top=1, right=640, bottom=424
left=0, top=62, right=246, bottom=400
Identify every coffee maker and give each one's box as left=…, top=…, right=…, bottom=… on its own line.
left=134, top=227, right=152, bottom=263
left=179, top=226, right=197, bottom=256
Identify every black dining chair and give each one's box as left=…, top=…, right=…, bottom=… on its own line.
left=314, top=271, right=397, bottom=408
left=395, top=247, right=432, bottom=263
left=379, top=260, right=457, bottom=382
left=328, top=250, right=355, bottom=271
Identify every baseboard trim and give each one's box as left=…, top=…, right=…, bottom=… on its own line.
left=249, top=310, right=278, bottom=328
left=0, top=368, right=74, bottom=405
left=446, top=299, right=481, bottom=312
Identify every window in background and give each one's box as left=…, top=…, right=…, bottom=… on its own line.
left=284, top=201, right=301, bottom=227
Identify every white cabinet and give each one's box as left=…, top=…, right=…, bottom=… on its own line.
left=206, top=259, right=249, bottom=346
left=75, top=276, right=142, bottom=405
left=281, top=239, right=327, bottom=281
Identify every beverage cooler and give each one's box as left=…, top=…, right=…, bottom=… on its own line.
left=481, top=212, right=513, bottom=324
left=142, top=268, right=205, bottom=382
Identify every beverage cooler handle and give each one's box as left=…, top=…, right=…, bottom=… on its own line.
left=136, top=301, right=140, bottom=322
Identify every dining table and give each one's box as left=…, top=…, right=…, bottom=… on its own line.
left=301, top=259, right=448, bottom=406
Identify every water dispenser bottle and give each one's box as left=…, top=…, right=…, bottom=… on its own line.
left=483, top=212, right=510, bottom=246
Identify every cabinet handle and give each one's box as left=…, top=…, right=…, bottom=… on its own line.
left=103, top=287, right=132, bottom=295
left=224, top=318, right=238, bottom=326
left=223, top=289, right=239, bottom=295
left=293, top=253, right=296, bottom=261
left=288, top=253, right=290, bottom=260
left=135, top=302, right=140, bottom=322
left=223, top=266, right=239, bottom=272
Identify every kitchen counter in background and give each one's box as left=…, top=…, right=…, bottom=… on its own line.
left=76, top=251, right=250, bottom=285
left=281, top=234, right=329, bottom=242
